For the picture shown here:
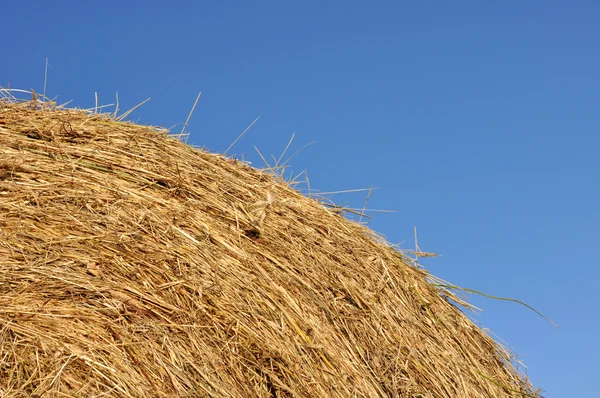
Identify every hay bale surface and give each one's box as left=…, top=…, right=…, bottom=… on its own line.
left=0, top=100, right=536, bottom=397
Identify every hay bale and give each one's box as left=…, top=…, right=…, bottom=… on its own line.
left=0, top=99, right=538, bottom=397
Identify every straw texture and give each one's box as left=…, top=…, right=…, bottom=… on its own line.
left=0, top=99, right=538, bottom=397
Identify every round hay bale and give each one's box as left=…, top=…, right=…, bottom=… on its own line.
left=0, top=99, right=538, bottom=397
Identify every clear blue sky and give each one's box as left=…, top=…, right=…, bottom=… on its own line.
left=4, top=2, right=599, bottom=396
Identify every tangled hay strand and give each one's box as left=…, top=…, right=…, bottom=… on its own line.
left=0, top=99, right=538, bottom=397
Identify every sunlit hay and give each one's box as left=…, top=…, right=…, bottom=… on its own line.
left=0, top=98, right=539, bottom=397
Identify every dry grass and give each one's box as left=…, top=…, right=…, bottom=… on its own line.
left=0, top=96, right=539, bottom=397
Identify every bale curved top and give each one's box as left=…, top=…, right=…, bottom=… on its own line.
left=0, top=99, right=537, bottom=397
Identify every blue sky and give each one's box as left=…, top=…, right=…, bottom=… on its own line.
left=4, top=1, right=599, bottom=396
